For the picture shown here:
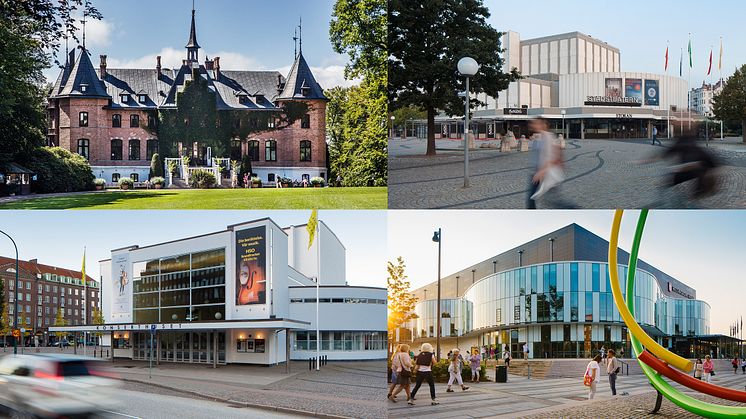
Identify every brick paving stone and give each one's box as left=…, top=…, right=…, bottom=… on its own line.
left=389, top=137, right=746, bottom=209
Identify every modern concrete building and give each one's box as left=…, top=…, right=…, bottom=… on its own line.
left=50, top=218, right=386, bottom=365
left=426, top=31, right=699, bottom=140
left=407, top=224, right=717, bottom=359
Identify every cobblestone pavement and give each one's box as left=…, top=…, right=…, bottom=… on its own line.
left=113, top=360, right=386, bottom=419
left=388, top=368, right=746, bottom=418
left=388, top=137, right=746, bottom=209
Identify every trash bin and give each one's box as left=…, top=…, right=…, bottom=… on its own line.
left=495, top=365, right=507, bottom=383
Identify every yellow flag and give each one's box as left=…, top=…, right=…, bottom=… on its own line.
left=307, top=209, right=318, bottom=250
left=81, top=247, right=86, bottom=285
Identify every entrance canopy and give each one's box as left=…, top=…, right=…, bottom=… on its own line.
left=49, top=318, right=310, bottom=333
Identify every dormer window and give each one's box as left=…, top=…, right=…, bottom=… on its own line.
left=300, top=81, right=310, bottom=97
left=236, top=91, right=249, bottom=105
left=255, top=94, right=265, bottom=103
left=80, top=83, right=88, bottom=93
left=138, top=94, right=147, bottom=104
left=120, top=94, right=130, bottom=103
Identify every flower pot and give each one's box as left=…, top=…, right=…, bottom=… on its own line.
left=313, top=184, right=322, bottom=188
left=120, top=184, right=130, bottom=190
left=282, top=183, right=290, bottom=188
left=95, top=185, right=103, bottom=191
left=154, top=184, right=163, bottom=189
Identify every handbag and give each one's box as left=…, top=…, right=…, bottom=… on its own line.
left=583, top=367, right=593, bottom=386
left=531, top=165, right=564, bottom=199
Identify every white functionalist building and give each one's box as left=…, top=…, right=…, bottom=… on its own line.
left=50, top=218, right=386, bottom=365
left=429, top=31, right=696, bottom=141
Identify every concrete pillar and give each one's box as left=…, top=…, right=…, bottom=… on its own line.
left=212, top=331, right=218, bottom=369
left=156, top=333, right=161, bottom=366
left=647, top=121, right=653, bottom=139
left=580, top=120, right=586, bottom=140
left=110, top=331, right=114, bottom=362
left=285, top=329, right=291, bottom=374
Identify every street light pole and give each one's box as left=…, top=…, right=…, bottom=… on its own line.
left=432, top=228, right=442, bottom=361
left=0, top=230, right=19, bottom=355
left=455, top=276, right=459, bottom=351
left=458, top=57, right=479, bottom=189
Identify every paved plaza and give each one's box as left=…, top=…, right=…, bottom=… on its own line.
left=388, top=365, right=746, bottom=418
left=388, top=137, right=746, bottom=209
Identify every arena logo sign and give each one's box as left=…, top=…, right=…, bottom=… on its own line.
left=667, top=281, right=694, bottom=299
left=584, top=96, right=643, bottom=107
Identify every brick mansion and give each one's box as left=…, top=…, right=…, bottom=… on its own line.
left=46, top=6, right=328, bottom=184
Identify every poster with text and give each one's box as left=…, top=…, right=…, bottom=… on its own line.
left=625, top=78, right=643, bottom=101
left=605, top=78, right=622, bottom=97
left=112, top=253, right=132, bottom=321
left=235, top=226, right=267, bottom=305
left=644, top=79, right=660, bottom=106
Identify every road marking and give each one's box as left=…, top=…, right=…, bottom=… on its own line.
left=99, top=409, right=141, bottom=418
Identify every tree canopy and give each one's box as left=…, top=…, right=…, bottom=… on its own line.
left=388, top=0, right=520, bottom=155
left=387, top=257, right=418, bottom=347
left=712, top=64, right=746, bottom=142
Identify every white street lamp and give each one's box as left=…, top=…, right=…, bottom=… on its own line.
left=458, top=57, right=479, bottom=188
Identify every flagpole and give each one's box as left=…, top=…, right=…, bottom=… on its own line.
left=666, top=41, right=671, bottom=139
left=688, top=33, right=692, bottom=130
left=315, top=220, right=320, bottom=371
left=82, top=247, right=86, bottom=357
left=720, top=36, right=724, bottom=141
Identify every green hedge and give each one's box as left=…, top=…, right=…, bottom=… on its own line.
left=25, top=147, right=94, bottom=193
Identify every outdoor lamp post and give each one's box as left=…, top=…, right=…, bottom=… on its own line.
left=0, top=230, right=19, bottom=355
left=432, top=228, right=442, bottom=361
left=457, top=57, right=479, bottom=188
left=390, top=115, right=396, bottom=139
left=455, top=275, right=460, bottom=350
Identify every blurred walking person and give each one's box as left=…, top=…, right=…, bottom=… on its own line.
left=606, top=349, right=620, bottom=396
left=527, top=118, right=574, bottom=209
left=469, top=349, right=481, bottom=383
left=446, top=350, right=469, bottom=392
left=389, top=344, right=415, bottom=405
left=410, top=343, right=439, bottom=405
left=703, top=355, right=714, bottom=383
left=584, top=355, right=602, bottom=400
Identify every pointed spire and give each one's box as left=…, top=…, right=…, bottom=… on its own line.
left=298, top=16, right=303, bottom=54
left=81, top=0, right=88, bottom=50
left=185, top=0, right=200, bottom=62
left=293, top=27, right=298, bottom=59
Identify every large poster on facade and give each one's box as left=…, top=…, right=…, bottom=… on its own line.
left=111, top=253, right=132, bottom=321
left=624, top=78, right=643, bottom=101
left=235, top=226, right=267, bottom=305
left=605, top=78, right=622, bottom=97
left=644, top=79, right=660, bottom=106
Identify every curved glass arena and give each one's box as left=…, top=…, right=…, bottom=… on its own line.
left=408, top=224, right=713, bottom=359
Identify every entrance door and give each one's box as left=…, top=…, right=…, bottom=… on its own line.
left=175, top=332, right=187, bottom=362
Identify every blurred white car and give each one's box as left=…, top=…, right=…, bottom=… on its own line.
left=0, top=354, right=120, bottom=418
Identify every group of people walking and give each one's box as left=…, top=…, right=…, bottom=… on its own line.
left=388, top=343, right=482, bottom=406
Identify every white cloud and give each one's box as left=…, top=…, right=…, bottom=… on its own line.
left=72, top=17, right=115, bottom=48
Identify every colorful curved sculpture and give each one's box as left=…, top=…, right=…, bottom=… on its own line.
left=609, top=209, right=746, bottom=418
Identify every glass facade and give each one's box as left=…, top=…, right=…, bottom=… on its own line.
left=411, top=262, right=710, bottom=358
left=132, top=248, right=226, bottom=323
left=293, top=331, right=387, bottom=351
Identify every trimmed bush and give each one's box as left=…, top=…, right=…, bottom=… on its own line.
left=189, top=170, right=217, bottom=189
left=310, top=176, right=325, bottom=186
left=118, top=177, right=134, bottom=189
left=94, top=178, right=106, bottom=187
left=150, top=153, right=164, bottom=178
left=25, top=147, right=94, bottom=193
left=150, top=176, right=165, bottom=186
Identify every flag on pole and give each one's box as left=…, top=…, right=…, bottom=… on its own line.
left=688, top=38, right=693, bottom=68
left=307, top=209, right=318, bottom=250
left=719, top=38, right=723, bottom=71
left=707, top=48, right=713, bottom=76
left=81, top=247, right=86, bottom=285
left=679, top=48, right=683, bottom=77
left=664, top=45, right=669, bottom=71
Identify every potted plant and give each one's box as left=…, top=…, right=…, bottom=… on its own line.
left=150, top=176, right=165, bottom=189
left=167, top=160, right=178, bottom=176
left=310, top=176, right=325, bottom=188
left=118, top=177, right=134, bottom=190
left=251, top=176, right=262, bottom=188
left=94, top=178, right=106, bottom=190
left=280, top=177, right=292, bottom=188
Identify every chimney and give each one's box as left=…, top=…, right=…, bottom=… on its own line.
left=205, top=58, right=214, bottom=71
left=29, top=259, right=38, bottom=265
left=277, top=74, right=285, bottom=93
left=156, top=55, right=162, bottom=76
left=214, top=56, right=221, bottom=79
left=99, top=55, right=107, bottom=78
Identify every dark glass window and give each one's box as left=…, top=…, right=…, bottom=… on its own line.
left=130, top=114, right=140, bottom=128
left=77, top=139, right=89, bottom=160
left=570, top=263, right=578, bottom=292
left=112, top=173, right=120, bottom=183
left=299, top=140, right=311, bottom=162
left=248, top=140, right=259, bottom=161
left=130, top=173, right=139, bottom=182
left=265, top=140, right=276, bottom=161
left=530, top=266, right=537, bottom=294
left=128, top=139, right=140, bottom=160
left=570, top=292, right=578, bottom=322
left=301, top=114, right=310, bottom=129
left=148, top=115, right=157, bottom=129
left=79, top=112, right=88, bottom=127
left=111, top=139, right=122, bottom=160
left=592, top=263, right=600, bottom=292
left=146, top=139, right=158, bottom=160
left=112, top=114, right=121, bottom=128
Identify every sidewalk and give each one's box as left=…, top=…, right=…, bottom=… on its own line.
left=109, top=360, right=386, bottom=419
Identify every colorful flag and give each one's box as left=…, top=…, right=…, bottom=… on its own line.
left=664, top=46, right=669, bottom=71
left=719, top=38, right=723, bottom=71
left=81, top=247, right=86, bottom=285
left=679, top=48, right=683, bottom=77
left=307, top=209, right=318, bottom=250
left=688, top=38, right=693, bottom=68
left=707, top=48, right=712, bottom=76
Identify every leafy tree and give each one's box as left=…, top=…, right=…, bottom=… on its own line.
left=329, top=0, right=387, bottom=186
left=0, top=279, right=8, bottom=350
left=237, top=155, right=253, bottom=187
left=91, top=308, right=104, bottom=344
left=712, top=64, right=746, bottom=142
left=25, top=147, right=95, bottom=193
left=53, top=308, right=66, bottom=342
left=389, top=0, right=521, bottom=155
left=387, top=257, right=418, bottom=352
left=391, top=105, right=427, bottom=137
left=149, top=153, right=164, bottom=179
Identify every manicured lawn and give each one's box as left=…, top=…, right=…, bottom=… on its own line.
left=0, top=187, right=387, bottom=209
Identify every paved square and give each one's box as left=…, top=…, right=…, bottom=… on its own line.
left=388, top=137, right=746, bottom=209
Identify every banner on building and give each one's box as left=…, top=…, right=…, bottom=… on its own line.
left=605, top=78, right=623, bottom=97
left=644, top=79, right=660, bottom=106
left=111, top=253, right=132, bottom=321
left=235, top=226, right=267, bottom=305
left=624, top=78, right=643, bottom=101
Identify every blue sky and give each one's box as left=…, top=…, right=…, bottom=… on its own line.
left=43, top=0, right=354, bottom=88
left=487, top=0, right=745, bottom=86
left=388, top=210, right=746, bottom=336
left=0, top=210, right=387, bottom=288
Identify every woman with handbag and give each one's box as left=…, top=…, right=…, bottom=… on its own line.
left=389, top=344, right=415, bottom=405
left=410, top=343, right=439, bottom=405
left=703, top=355, right=714, bottom=383
left=584, top=355, right=602, bottom=399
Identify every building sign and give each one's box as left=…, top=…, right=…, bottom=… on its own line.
left=235, top=226, right=267, bottom=305
left=503, top=107, right=527, bottom=115
left=644, top=79, right=660, bottom=106
left=624, top=78, right=643, bottom=101
left=667, top=281, right=694, bottom=299
left=616, top=114, right=633, bottom=118
left=112, top=253, right=132, bottom=321
left=605, top=78, right=623, bottom=97
left=584, top=96, right=642, bottom=107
